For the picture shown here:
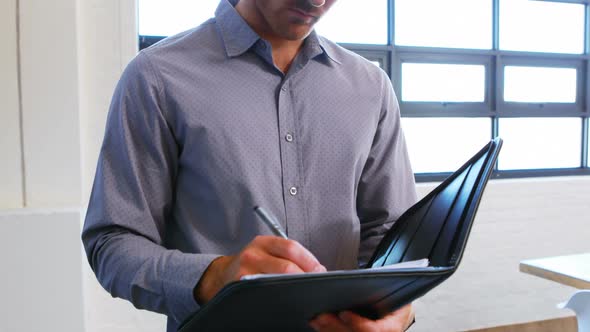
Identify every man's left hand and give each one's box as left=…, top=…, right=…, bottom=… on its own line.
left=309, top=304, right=414, bottom=332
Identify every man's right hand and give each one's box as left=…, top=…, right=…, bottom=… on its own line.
left=194, top=235, right=326, bottom=304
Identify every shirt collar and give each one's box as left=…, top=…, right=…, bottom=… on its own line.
left=308, top=30, right=342, bottom=65
left=215, top=0, right=260, bottom=57
left=215, top=0, right=341, bottom=65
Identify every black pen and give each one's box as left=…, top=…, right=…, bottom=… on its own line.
left=253, top=206, right=288, bottom=239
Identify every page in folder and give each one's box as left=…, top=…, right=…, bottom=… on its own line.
left=241, top=258, right=430, bottom=281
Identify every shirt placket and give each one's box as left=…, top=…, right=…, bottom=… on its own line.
left=276, top=78, right=308, bottom=247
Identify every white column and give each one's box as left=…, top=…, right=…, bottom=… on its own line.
left=77, top=0, right=138, bottom=205
left=0, top=0, right=24, bottom=209
left=19, top=0, right=82, bottom=208
left=77, top=1, right=167, bottom=331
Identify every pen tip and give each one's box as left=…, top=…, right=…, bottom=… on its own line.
left=253, top=206, right=259, bottom=211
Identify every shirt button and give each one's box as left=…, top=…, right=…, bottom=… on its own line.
left=289, top=187, right=298, bottom=196
left=285, top=133, right=294, bottom=142
left=281, top=86, right=288, bottom=92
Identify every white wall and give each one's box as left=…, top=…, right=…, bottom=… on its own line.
left=76, top=1, right=166, bottom=331
left=0, top=209, right=85, bottom=332
left=0, top=0, right=164, bottom=331
left=0, top=0, right=85, bottom=331
left=413, top=177, right=590, bottom=331
left=1, top=1, right=588, bottom=332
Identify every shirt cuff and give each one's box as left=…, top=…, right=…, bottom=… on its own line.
left=161, top=252, right=221, bottom=324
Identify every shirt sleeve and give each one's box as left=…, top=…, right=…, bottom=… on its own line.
left=356, top=70, right=418, bottom=267
left=81, top=52, right=220, bottom=324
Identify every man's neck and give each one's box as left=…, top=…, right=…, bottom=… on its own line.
left=264, top=37, right=304, bottom=73
left=235, top=2, right=304, bottom=73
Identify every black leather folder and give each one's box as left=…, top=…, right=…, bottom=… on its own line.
left=178, top=138, right=503, bottom=331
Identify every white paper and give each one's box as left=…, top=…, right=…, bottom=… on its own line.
left=367, top=258, right=430, bottom=271
left=241, top=258, right=430, bottom=281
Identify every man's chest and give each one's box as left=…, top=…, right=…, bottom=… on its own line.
left=161, top=60, right=383, bottom=190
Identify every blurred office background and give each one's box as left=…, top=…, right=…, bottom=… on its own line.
left=1, top=0, right=589, bottom=331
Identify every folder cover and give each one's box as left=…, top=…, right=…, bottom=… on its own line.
left=178, top=138, right=503, bottom=331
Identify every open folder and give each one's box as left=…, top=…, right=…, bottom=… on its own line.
left=178, top=138, right=503, bottom=331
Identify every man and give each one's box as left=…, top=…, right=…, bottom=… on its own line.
left=82, top=0, right=417, bottom=331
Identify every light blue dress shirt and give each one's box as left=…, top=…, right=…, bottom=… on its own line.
left=82, top=0, right=417, bottom=330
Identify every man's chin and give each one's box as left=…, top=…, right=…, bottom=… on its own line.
left=282, top=26, right=314, bottom=41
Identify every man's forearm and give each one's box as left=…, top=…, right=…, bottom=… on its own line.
left=85, top=228, right=219, bottom=323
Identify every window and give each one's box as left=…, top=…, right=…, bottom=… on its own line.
left=402, top=118, right=491, bottom=173
left=498, top=118, right=582, bottom=169
left=499, top=0, right=585, bottom=54
left=138, top=0, right=590, bottom=181
left=503, top=66, right=577, bottom=103
left=315, top=0, right=388, bottom=45
left=401, top=63, right=486, bottom=102
left=395, top=0, right=492, bottom=49
left=138, top=0, right=217, bottom=37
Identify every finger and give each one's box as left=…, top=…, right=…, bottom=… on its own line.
left=338, top=311, right=377, bottom=331
left=237, top=246, right=305, bottom=277
left=338, top=305, right=413, bottom=332
left=257, top=255, right=306, bottom=275
left=309, top=313, right=353, bottom=332
left=257, top=236, right=326, bottom=273
left=401, top=304, right=415, bottom=330
left=374, top=304, right=414, bottom=331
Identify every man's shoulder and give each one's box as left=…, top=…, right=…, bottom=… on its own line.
left=317, top=35, right=389, bottom=90
left=318, top=36, right=384, bottom=70
left=141, top=18, right=221, bottom=60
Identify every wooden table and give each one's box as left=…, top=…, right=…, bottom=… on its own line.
left=520, top=253, right=590, bottom=289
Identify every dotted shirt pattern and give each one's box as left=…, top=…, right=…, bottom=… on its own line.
left=82, top=0, right=417, bottom=330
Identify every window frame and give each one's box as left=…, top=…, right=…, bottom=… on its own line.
left=498, top=56, right=585, bottom=115
left=395, top=50, right=493, bottom=116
